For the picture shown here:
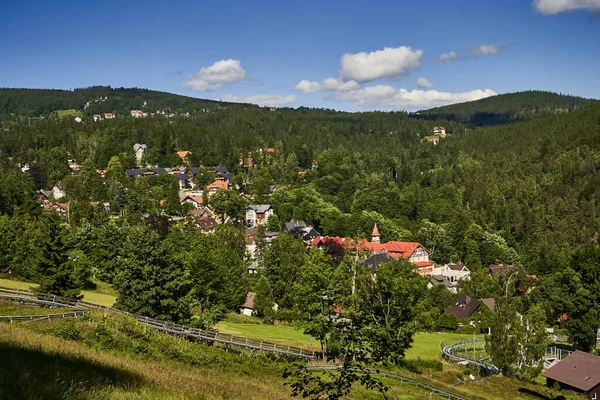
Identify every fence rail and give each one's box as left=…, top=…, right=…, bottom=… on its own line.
left=0, top=286, right=315, bottom=359
left=307, top=365, right=471, bottom=400
left=441, top=340, right=500, bottom=376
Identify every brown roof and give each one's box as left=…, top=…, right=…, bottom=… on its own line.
left=448, top=264, right=466, bottom=271
left=241, top=292, right=256, bottom=309
left=542, top=351, right=600, bottom=392
left=197, top=217, right=219, bottom=229
left=444, top=293, right=481, bottom=320
left=488, top=264, right=517, bottom=276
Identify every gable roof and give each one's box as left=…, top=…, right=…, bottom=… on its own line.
left=488, top=264, right=518, bottom=276
left=177, top=150, right=191, bottom=160
left=197, top=217, right=219, bottom=229
left=133, top=143, right=147, bottom=152
left=180, top=194, right=203, bottom=205
left=542, top=351, right=600, bottom=392
left=444, top=293, right=481, bottom=320
left=241, top=292, right=256, bottom=309
left=247, top=204, right=273, bottom=213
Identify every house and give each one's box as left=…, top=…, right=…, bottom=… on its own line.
left=130, top=109, right=146, bottom=118
left=283, top=220, right=320, bottom=242
left=176, top=150, right=192, bottom=161
left=433, top=127, right=446, bottom=137
left=52, top=182, right=66, bottom=199
left=428, top=275, right=461, bottom=293
left=197, top=217, right=219, bottom=231
left=443, top=293, right=495, bottom=320
left=133, top=143, right=147, bottom=166
left=103, top=113, right=115, bottom=119
left=246, top=205, right=274, bottom=227
left=73, top=116, right=82, bottom=123
left=189, top=206, right=215, bottom=220
left=37, top=190, right=51, bottom=203
left=488, top=264, right=518, bottom=276
left=92, top=114, right=102, bottom=122
left=205, top=178, right=229, bottom=197
left=43, top=202, right=67, bottom=216
left=432, top=263, right=470, bottom=283
left=239, top=292, right=256, bottom=316
left=313, top=225, right=432, bottom=276
left=542, top=351, right=600, bottom=399
left=180, top=194, right=203, bottom=209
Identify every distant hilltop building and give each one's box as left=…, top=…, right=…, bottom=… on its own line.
left=433, top=127, right=446, bottom=137
left=130, top=109, right=147, bottom=118
left=133, top=143, right=147, bottom=166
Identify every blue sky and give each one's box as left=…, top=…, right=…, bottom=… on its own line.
left=1, top=0, right=599, bottom=111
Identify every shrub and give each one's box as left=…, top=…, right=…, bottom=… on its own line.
left=55, top=319, right=82, bottom=341
left=437, top=313, right=458, bottom=331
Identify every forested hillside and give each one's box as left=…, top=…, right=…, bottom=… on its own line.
left=0, top=86, right=247, bottom=124
left=417, top=90, right=596, bottom=126
left=2, top=87, right=600, bottom=354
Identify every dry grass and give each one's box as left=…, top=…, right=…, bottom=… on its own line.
left=0, top=323, right=292, bottom=399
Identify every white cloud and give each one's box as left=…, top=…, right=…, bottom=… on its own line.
left=334, top=85, right=496, bottom=110
left=339, top=46, right=423, bottom=82
left=416, top=77, right=434, bottom=89
left=439, top=51, right=458, bottom=63
left=533, top=0, right=600, bottom=14
left=439, top=51, right=469, bottom=63
left=219, top=94, right=297, bottom=107
left=294, top=78, right=361, bottom=93
left=470, top=44, right=509, bottom=57
left=184, top=59, right=246, bottom=91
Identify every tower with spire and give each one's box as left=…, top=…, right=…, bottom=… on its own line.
left=371, top=223, right=380, bottom=243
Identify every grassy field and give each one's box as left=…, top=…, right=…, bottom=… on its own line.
left=217, top=316, right=481, bottom=361
left=0, top=278, right=117, bottom=307
left=56, top=109, right=82, bottom=118
left=0, top=300, right=74, bottom=316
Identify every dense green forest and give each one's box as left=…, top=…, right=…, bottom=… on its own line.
left=0, top=86, right=249, bottom=124
left=2, top=87, right=600, bottom=357
left=417, top=90, right=596, bottom=126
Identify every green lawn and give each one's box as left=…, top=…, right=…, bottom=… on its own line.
left=405, top=332, right=484, bottom=360
left=56, top=109, right=82, bottom=118
left=215, top=320, right=317, bottom=350
left=216, top=316, right=480, bottom=360
left=0, top=278, right=116, bottom=307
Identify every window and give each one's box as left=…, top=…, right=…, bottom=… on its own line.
left=591, top=392, right=596, bottom=400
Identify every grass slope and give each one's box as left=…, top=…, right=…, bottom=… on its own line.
left=0, top=278, right=117, bottom=307
left=0, top=304, right=439, bottom=400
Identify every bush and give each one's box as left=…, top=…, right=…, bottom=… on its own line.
left=437, top=313, right=458, bottom=331
left=54, top=319, right=82, bottom=341
left=398, top=358, right=443, bottom=373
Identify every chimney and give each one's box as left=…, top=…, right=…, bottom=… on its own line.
left=371, top=223, right=380, bottom=243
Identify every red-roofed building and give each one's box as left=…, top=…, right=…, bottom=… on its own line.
left=205, top=178, right=229, bottom=197
left=310, top=224, right=430, bottom=274
left=177, top=150, right=192, bottom=160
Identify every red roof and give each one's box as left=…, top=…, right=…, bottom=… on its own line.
left=310, top=236, right=424, bottom=259
left=414, top=261, right=434, bottom=267
left=263, top=148, right=275, bottom=153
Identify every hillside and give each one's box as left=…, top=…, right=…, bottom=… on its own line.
left=0, top=86, right=252, bottom=124
left=416, top=91, right=597, bottom=126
